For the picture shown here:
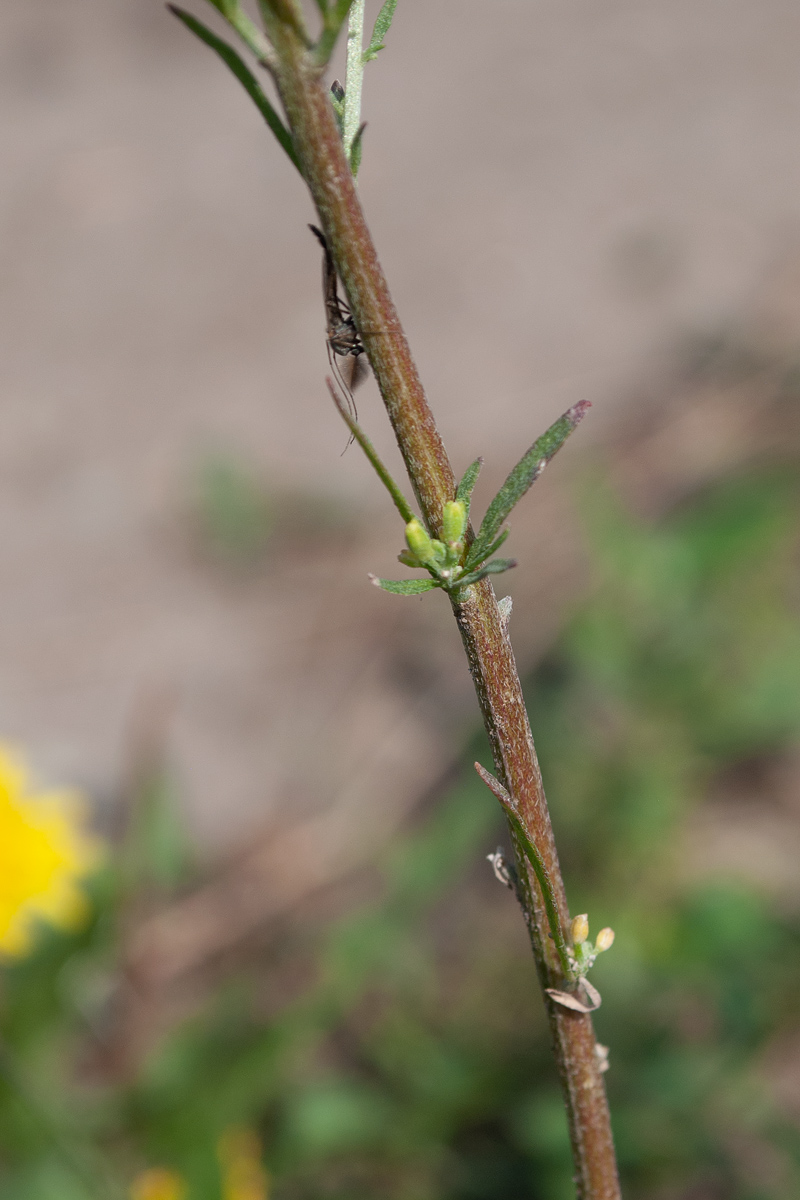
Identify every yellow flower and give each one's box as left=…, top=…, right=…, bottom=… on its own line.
left=129, top=1168, right=187, bottom=1200
left=219, top=1128, right=269, bottom=1200
left=0, top=744, right=102, bottom=958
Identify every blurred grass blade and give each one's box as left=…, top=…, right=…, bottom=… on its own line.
left=169, top=7, right=301, bottom=174
left=370, top=576, right=439, bottom=594
left=203, top=0, right=277, bottom=65
left=469, top=401, right=590, bottom=567
left=205, top=0, right=239, bottom=17
left=363, top=0, right=398, bottom=61
left=316, top=0, right=355, bottom=63
left=330, top=0, right=356, bottom=24
left=455, top=457, right=482, bottom=508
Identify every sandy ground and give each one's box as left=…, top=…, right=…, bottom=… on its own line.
left=2, top=0, right=800, bottom=853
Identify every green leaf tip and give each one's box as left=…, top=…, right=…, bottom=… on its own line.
left=168, top=6, right=301, bottom=174
left=369, top=575, right=439, bottom=595
left=349, top=121, right=366, bottom=175
left=467, top=401, right=590, bottom=569
left=363, top=0, right=398, bottom=61
left=455, top=457, right=482, bottom=508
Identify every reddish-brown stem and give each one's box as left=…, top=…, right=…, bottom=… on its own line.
left=264, top=17, right=620, bottom=1198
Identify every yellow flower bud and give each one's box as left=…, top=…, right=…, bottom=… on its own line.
left=405, top=518, right=435, bottom=564
left=595, top=927, right=615, bottom=952
left=442, top=500, right=467, bottom=545
left=571, top=913, right=589, bottom=945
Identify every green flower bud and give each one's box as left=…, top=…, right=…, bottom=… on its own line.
left=398, top=549, right=420, bottom=568
left=429, top=539, right=448, bottom=565
left=405, top=518, right=435, bottom=564
left=571, top=913, right=589, bottom=945
left=442, top=500, right=467, bottom=546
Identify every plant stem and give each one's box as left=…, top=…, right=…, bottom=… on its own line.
left=263, top=19, right=620, bottom=1198
left=474, top=762, right=574, bottom=980
left=327, top=379, right=414, bottom=523
left=343, top=0, right=365, bottom=164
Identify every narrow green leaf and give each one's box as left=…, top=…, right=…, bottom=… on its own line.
left=349, top=121, right=366, bottom=175
left=331, top=0, right=355, bottom=20
left=456, top=558, right=517, bottom=589
left=477, top=557, right=516, bottom=576
left=203, top=0, right=276, bottom=65
left=502, top=806, right=573, bottom=978
left=464, top=526, right=509, bottom=571
left=363, top=0, right=398, bottom=61
left=474, top=762, right=573, bottom=980
left=316, top=0, right=355, bottom=63
left=327, top=381, right=415, bottom=524
left=369, top=576, right=439, bottom=595
left=455, top=457, right=482, bottom=507
left=205, top=0, right=239, bottom=19
left=169, top=8, right=301, bottom=174
left=470, top=401, right=590, bottom=566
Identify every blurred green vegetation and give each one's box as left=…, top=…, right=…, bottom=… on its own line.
left=1, top=460, right=800, bottom=1199
left=192, top=452, right=360, bottom=569
left=194, top=455, right=275, bottom=565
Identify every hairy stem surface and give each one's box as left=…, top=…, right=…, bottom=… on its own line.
left=264, top=19, right=620, bottom=1197
left=343, top=0, right=365, bottom=161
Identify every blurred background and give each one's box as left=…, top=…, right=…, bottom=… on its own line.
left=1, top=0, right=800, bottom=1196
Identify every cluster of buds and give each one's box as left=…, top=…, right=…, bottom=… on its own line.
left=370, top=446, right=538, bottom=597
left=568, top=913, right=615, bottom=977
left=399, top=501, right=470, bottom=587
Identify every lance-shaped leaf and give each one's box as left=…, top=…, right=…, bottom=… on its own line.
left=464, top=526, right=509, bottom=572
left=469, top=401, right=590, bottom=568
left=170, top=8, right=301, bottom=174
left=456, top=558, right=517, bottom=589
left=349, top=121, right=366, bottom=175
left=369, top=576, right=439, bottom=595
left=363, top=0, right=398, bottom=62
left=455, top=457, right=482, bottom=509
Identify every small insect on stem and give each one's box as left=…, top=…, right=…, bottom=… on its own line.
left=309, top=224, right=369, bottom=417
